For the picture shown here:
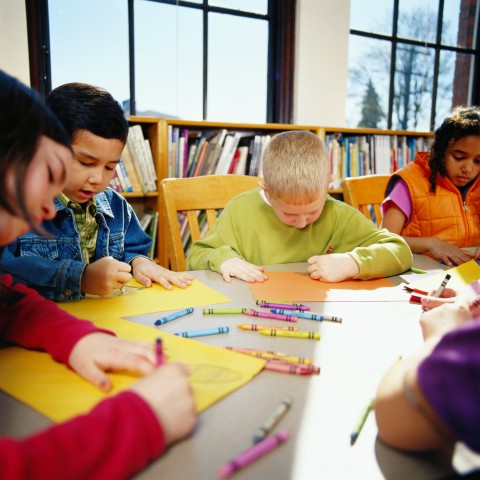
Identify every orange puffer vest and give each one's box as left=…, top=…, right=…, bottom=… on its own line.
left=387, top=152, right=480, bottom=247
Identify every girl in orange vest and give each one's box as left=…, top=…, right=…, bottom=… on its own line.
left=381, top=106, right=480, bottom=266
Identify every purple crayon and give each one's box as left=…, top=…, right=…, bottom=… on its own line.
left=217, top=431, right=290, bottom=479
left=243, top=309, right=297, bottom=322
left=256, top=300, right=310, bottom=311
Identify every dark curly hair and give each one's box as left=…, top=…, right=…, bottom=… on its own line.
left=429, top=106, right=480, bottom=192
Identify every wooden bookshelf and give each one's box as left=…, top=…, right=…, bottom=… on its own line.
left=122, top=118, right=432, bottom=268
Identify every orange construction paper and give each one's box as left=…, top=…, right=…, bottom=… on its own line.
left=250, top=271, right=409, bottom=302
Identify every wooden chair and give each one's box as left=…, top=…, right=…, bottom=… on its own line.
left=160, top=175, right=262, bottom=271
left=342, top=174, right=391, bottom=226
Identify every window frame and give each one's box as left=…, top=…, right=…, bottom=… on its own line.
left=25, top=0, right=296, bottom=124
left=349, top=0, right=480, bottom=130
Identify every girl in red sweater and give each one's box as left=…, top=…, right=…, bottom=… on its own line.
left=0, top=70, right=196, bottom=479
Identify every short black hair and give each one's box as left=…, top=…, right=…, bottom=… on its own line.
left=46, top=82, right=129, bottom=143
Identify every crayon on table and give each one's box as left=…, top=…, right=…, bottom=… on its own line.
left=258, top=329, right=321, bottom=340
left=270, top=309, right=342, bottom=323
left=264, top=360, right=320, bottom=376
left=217, top=431, right=290, bottom=479
left=243, top=309, right=298, bottom=322
left=154, top=307, right=194, bottom=326
left=433, top=273, right=451, bottom=297
left=410, top=267, right=428, bottom=274
left=155, top=338, right=164, bottom=366
left=174, top=326, right=229, bottom=338
left=224, top=346, right=313, bottom=365
left=237, top=323, right=297, bottom=331
left=255, top=300, right=310, bottom=311
left=253, top=397, right=292, bottom=444
left=469, top=295, right=480, bottom=311
left=203, top=308, right=247, bottom=314
left=350, top=398, right=374, bottom=446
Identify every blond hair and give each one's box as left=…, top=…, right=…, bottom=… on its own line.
left=262, top=130, right=330, bottom=204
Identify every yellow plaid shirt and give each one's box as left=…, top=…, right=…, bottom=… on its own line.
left=58, top=193, right=99, bottom=263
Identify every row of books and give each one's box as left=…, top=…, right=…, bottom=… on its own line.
left=110, top=125, right=157, bottom=193
left=167, top=127, right=272, bottom=178
left=326, top=134, right=430, bottom=190
left=137, top=208, right=159, bottom=259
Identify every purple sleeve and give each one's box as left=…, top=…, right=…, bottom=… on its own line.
left=418, top=319, right=480, bottom=453
left=381, top=179, right=413, bottom=219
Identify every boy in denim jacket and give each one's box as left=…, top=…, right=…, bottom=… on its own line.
left=1, top=83, right=192, bottom=301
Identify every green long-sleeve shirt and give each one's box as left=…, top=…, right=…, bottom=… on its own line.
left=187, top=189, right=412, bottom=279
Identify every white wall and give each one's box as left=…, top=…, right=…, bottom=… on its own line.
left=0, top=0, right=30, bottom=85
left=0, top=1, right=351, bottom=126
left=294, top=0, right=350, bottom=127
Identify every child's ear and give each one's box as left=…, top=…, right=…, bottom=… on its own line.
left=258, top=180, right=267, bottom=192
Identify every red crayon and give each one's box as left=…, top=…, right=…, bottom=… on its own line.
left=264, top=360, right=320, bottom=375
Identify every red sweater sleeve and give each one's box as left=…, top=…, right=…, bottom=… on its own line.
left=0, top=391, right=166, bottom=480
left=0, top=275, right=112, bottom=364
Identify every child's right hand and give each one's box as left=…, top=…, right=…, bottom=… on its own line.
left=130, top=362, right=196, bottom=445
left=428, top=237, right=475, bottom=266
left=81, top=256, right=133, bottom=296
left=219, top=257, right=268, bottom=283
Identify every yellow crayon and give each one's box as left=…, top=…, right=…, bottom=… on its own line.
left=258, top=329, right=320, bottom=340
left=237, top=324, right=297, bottom=331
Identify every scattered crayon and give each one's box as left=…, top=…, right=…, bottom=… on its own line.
left=217, top=431, right=290, bottom=479
left=243, top=309, right=297, bottom=322
left=203, top=308, right=247, bottom=314
left=253, top=398, right=292, bottom=444
left=237, top=323, right=297, bottom=331
left=258, top=329, right=320, bottom=340
left=224, top=346, right=313, bottom=365
left=264, top=360, right=320, bottom=376
left=255, top=301, right=310, bottom=311
left=174, top=326, right=229, bottom=338
left=154, top=307, right=194, bottom=326
left=270, top=309, right=342, bottom=323
left=350, top=398, right=374, bottom=446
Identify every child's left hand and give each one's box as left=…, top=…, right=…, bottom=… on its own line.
left=68, top=332, right=158, bottom=392
left=131, top=257, right=193, bottom=290
left=307, top=253, right=360, bottom=282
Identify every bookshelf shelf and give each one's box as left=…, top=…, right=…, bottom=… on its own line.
left=117, top=117, right=432, bottom=268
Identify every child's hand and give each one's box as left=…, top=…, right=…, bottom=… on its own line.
left=131, top=257, right=193, bottom=290
left=130, top=362, right=196, bottom=445
left=428, top=238, right=475, bottom=266
left=81, top=256, right=133, bottom=296
left=68, top=332, right=157, bottom=391
left=420, top=296, right=473, bottom=341
left=219, top=257, right=268, bottom=283
left=307, top=253, right=360, bottom=282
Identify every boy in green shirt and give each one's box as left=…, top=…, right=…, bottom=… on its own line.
left=187, top=130, right=412, bottom=282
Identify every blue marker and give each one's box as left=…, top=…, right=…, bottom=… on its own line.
left=270, top=309, right=342, bottom=323
left=174, top=326, right=229, bottom=338
left=154, top=307, right=194, bottom=326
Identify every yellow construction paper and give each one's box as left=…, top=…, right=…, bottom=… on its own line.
left=59, top=278, right=230, bottom=319
left=0, top=316, right=264, bottom=423
left=407, top=260, right=480, bottom=293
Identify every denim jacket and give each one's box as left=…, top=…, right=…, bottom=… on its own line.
left=1, top=189, right=152, bottom=301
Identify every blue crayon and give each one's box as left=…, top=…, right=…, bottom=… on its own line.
left=154, top=307, right=194, bottom=326
left=174, top=326, right=229, bottom=338
left=270, top=309, right=342, bottom=323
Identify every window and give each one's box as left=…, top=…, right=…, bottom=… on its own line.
left=347, top=0, right=479, bottom=131
left=29, top=0, right=295, bottom=123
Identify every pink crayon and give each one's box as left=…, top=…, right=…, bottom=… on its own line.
left=256, top=300, right=310, bottom=311
left=243, top=309, right=297, bottom=322
left=264, top=359, right=320, bottom=375
left=155, top=338, right=164, bottom=366
left=217, top=431, right=290, bottom=479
